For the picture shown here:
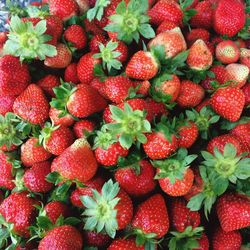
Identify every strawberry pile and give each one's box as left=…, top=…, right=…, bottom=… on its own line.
left=0, top=0, right=249, bottom=249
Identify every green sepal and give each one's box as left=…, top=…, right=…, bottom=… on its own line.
left=93, top=127, right=118, bottom=150
left=87, top=0, right=111, bottom=21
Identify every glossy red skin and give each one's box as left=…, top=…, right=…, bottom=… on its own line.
left=45, top=15, right=63, bottom=40
left=49, top=107, right=75, bottom=127
left=13, top=84, right=49, bottom=125
left=37, top=74, right=60, bottom=97
left=108, top=238, right=144, bottom=250
left=186, top=28, right=210, bottom=45
left=114, top=40, right=128, bottom=63
left=64, top=25, right=87, bottom=49
left=83, top=19, right=105, bottom=36
left=21, top=138, right=51, bottom=167
left=73, top=119, right=95, bottom=138
left=143, top=132, right=178, bottom=160
left=156, top=20, right=177, bottom=34
left=84, top=231, right=111, bottom=247
left=24, top=161, right=53, bottom=193
left=0, top=95, right=16, bottom=115
left=132, top=194, right=169, bottom=238
left=114, top=160, right=156, bottom=197
left=38, top=225, right=83, bottom=250
left=90, top=77, right=107, bottom=98
left=158, top=168, right=194, bottom=197
left=194, top=233, right=209, bottom=250
left=133, top=80, right=151, bottom=96
left=45, top=201, right=70, bottom=224
left=216, top=193, right=250, bottom=232
left=0, top=192, right=37, bottom=237
left=89, top=34, right=107, bottom=52
left=64, top=63, right=80, bottom=84
left=241, top=83, right=250, bottom=106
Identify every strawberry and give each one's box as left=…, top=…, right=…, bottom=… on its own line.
left=89, top=34, right=108, bottom=52
left=73, top=119, right=95, bottom=138
left=240, top=48, right=250, bottom=70
left=83, top=18, right=105, bottom=35
left=51, top=138, right=98, bottom=183
left=23, top=161, right=53, bottom=193
left=90, top=77, right=107, bottom=98
left=64, top=63, right=80, bottom=84
left=64, top=25, right=87, bottom=50
left=242, top=83, right=250, bottom=106
left=133, top=80, right=151, bottom=96
left=77, top=52, right=101, bottom=84
left=44, top=43, right=72, bottom=69
left=210, top=86, right=245, bottom=122
left=187, top=39, right=213, bottom=71
left=114, top=159, right=156, bottom=197
left=0, top=55, right=30, bottom=96
left=215, top=40, right=240, bottom=64
left=38, top=225, right=83, bottom=250
left=148, top=27, right=187, bottom=59
left=176, top=80, right=205, bottom=108
left=0, top=95, right=15, bottom=115
left=212, top=227, right=242, bottom=250
left=21, top=137, right=52, bottom=167
left=37, top=74, right=60, bottom=97
left=108, top=238, right=144, bottom=250
left=156, top=20, right=177, bottom=35
left=194, top=233, right=209, bottom=250
left=186, top=28, right=210, bottom=45
left=104, top=76, right=134, bottom=103
left=213, top=0, right=245, bottom=37
left=45, top=15, right=63, bottom=41
left=81, top=180, right=133, bottom=238
left=84, top=231, right=111, bottom=248
left=49, top=0, right=79, bottom=21
left=145, top=98, right=168, bottom=119
left=49, top=107, right=75, bottom=127
left=216, top=193, right=250, bottom=232
left=13, top=84, right=49, bottom=125
left=125, top=50, right=159, bottom=80
left=225, top=63, right=249, bottom=88
left=153, top=148, right=196, bottom=196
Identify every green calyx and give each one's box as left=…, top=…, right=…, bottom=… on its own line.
left=93, top=128, right=118, bottom=150
left=168, top=226, right=204, bottom=250
left=93, top=40, right=122, bottom=72
left=104, top=103, right=151, bottom=149
left=179, top=0, right=198, bottom=25
left=4, top=0, right=28, bottom=18
left=153, top=148, right=197, bottom=183
left=80, top=180, right=120, bottom=238
left=132, top=228, right=157, bottom=248
left=4, top=16, right=57, bottom=61
left=26, top=5, right=50, bottom=19
left=104, top=0, right=155, bottom=44
left=87, top=0, right=111, bottom=21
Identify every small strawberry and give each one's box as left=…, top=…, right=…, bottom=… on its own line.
left=186, top=28, right=210, bottom=45
left=73, top=119, right=95, bottom=138
left=176, top=80, right=205, bottom=108
left=13, top=84, right=49, bottom=125
left=153, top=148, right=196, bottom=196
left=49, top=107, right=75, bottom=127
left=108, top=238, right=144, bottom=250
left=64, top=63, right=80, bottom=84
left=216, top=193, right=250, bottom=232
left=37, top=74, right=60, bottom=97
left=0, top=95, right=15, bottom=116
left=210, top=86, right=245, bottom=122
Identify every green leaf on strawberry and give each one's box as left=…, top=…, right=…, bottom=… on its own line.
left=87, top=0, right=111, bottom=21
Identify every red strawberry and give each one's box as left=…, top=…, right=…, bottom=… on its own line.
left=37, top=74, right=60, bottom=97
left=64, top=63, right=80, bottom=84
left=242, top=82, right=250, bottom=106
left=45, top=15, right=63, bottom=40
left=51, top=138, right=98, bottom=183
left=210, top=86, right=245, bottom=122
left=108, top=238, right=144, bottom=250
left=21, top=137, right=52, bottom=167
left=23, top=161, right=53, bottom=193
left=13, top=84, right=49, bottom=125
left=145, top=98, right=168, bottom=119
left=77, top=52, right=101, bottom=84
left=44, top=43, right=72, bottom=69
left=0, top=95, right=15, bottom=115
left=114, top=160, right=156, bottom=197
left=49, top=107, right=75, bottom=127
left=49, top=0, right=79, bottom=21
left=133, top=80, right=151, bottom=96
left=89, top=34, right=108, bottom=52
left=186, top=28, right=210, bottom=45
left=38, top=225, right=83, bottom=250
left=212, top=227, right=242, bottom=250
left=176, top=80, right=205, bottom=108
left=132, top=194, right=169, bottom=239
left=64, top=24, right=87, bottom=50
left=216, top=193, right=250, bottom=232
left=83, top=19, right=105, bottom=35
left=195, top=233, right=209, bottom=250
left=90, top=77, right=107, bottom=98
left=0, top=55, right=30, bottom=96
left=213, top=0, right=245, bottom=37
left=240, top=48, right=250, bottom=70
left=187, top=39, right=213, bottom=71
left=156, top=20, right=177, bottom=34
left=84, top=231, right=111, bottom=248
left=0, top=192, right=37, bottom=237
left=73, top=119, right=95, bottom=138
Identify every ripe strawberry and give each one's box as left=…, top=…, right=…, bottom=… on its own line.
left=21, top=137, right=52, bottom=167
left=148, top=0, right=183, bottom=26
left=23, top=161, right=53, bottom=193
left=13, top=84, right=49, bottom=125
left=210, top=86, right=245, bottom=122
left=133, top=80, right=151, bottom=96
left=108, top=238, right=144, bottom=250
left=187, top=39, right=213, bottom=71
left=176, top=80, right=205, bottom=108
left=148, top=27, right=187, bottom=59
left=216, top=193, right=250, bottom=232
left=51, top=138, right=98, bottom=183
left=186, top=28, right=210, bottom=45
left=84, top=231, right=111, bottom=248
left=45, top=15, right=63, bottom=40
left=38, top=225, right=83, bottom=250
left=114, top=160, right=156, bottom=197
left=44, top=43, right=72, bottom=69
left=153, top=148, right=196, bottom=196
left=0, top=55, right=30, bottom=96
left=64, top=63, right=80, bottom=84
left=104, top=76, right=134, bottom=103
left=132, top=194, right=169, bottom=239
left=242, top=82, right=250, bottom=106
left=73, top=119, right=95, bottom=138
left=90, top=77, right=107, bottom=98
left=212, top=227, right=242, bottom=250
left=49, top=0, right=79, bottom=21
left=125, top=50, right=159, bottom=80
left=89, top=34, right=108, bottom=52
left=156, top=20, right=177, bottom=34
left=0, top=95, right=15, bottom=115
left=0, top=192, right=37, bottom=237
left=83, top=18, right=105, bottom=35
left=216, top=40, right=240, bottom=64
left=145, top=98, right=168, bottom=120
left=240, top=48, right=250, bottom=70
left=49, top=107, right=75, bottom=127
left=225, top=63, right=249, bottom=88
left=195, top=233, right=209, bottom=250
left=77, top=52, right=101, bottom=84
left=64, top=25, right=87, bottom=50
left=81, top=180, right=133, bottom=237
left=213, top=0, right=245, bottom=37
left=37, top=74, right=60, bottom=97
